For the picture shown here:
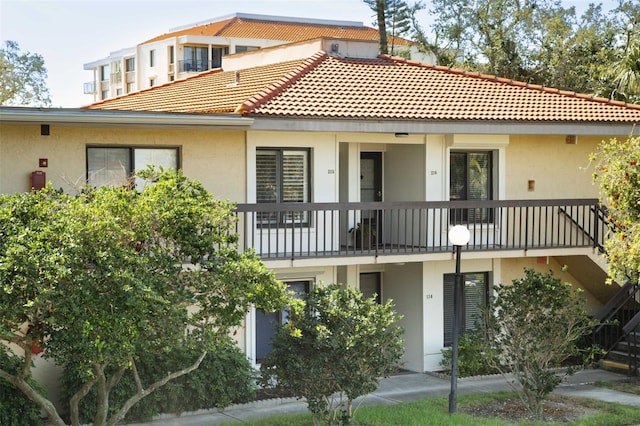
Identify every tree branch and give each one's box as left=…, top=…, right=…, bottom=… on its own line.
left=130, top=358, right=144, bottom=393
left=70, top=376, right=97, bottom=426
left=106, top=351, right=207, bottom=426
left=0, top=368, right=66, bottom=426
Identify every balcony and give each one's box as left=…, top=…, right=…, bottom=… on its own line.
left=83, top=81, right=96, bottom=94
left=110, top=72, right=122, bottom=84
left=235, top=199, right=606, bottom=263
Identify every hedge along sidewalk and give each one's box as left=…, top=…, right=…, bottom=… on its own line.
left=127, top=368, right=636, bottom=426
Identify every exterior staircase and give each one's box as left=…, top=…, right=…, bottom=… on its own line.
left=600, top=328, right=640, bottom=375
left=592, top=280, right=640, bottom=376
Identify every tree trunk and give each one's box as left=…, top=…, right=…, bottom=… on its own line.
left=93, top=363, right=111, bottom=426
left=376, top=0, right=388, bottom=54
left=70, top=377, right=97, bottom=426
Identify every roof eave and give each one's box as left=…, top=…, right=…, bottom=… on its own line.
left=248, top=116, right=640, bottom=136
left=0, top=107, right=254, bottom=129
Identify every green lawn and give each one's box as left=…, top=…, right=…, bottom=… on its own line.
left=218, top=391, right=640, bottom=426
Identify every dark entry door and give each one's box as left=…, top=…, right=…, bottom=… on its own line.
left=255, top=281, right=309, bottom=362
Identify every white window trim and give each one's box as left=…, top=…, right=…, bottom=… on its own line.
left=445, top=134, right=507, bottom=202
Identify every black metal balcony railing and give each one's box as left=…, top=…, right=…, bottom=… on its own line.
left=235, top=199, right=606, bottom=261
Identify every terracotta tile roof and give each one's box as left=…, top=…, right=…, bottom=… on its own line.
left=89, top=52, right=640, bottom=123
left=140, top=16, right=410, bottom=46
left=141, top=18, right=234, bottom=45
left=243, top=55, right=640, bottom=122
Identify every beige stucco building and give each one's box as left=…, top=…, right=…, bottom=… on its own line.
left=3, top=37, right=640, bottom=407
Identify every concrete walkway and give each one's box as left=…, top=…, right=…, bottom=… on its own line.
left=130, top=369, right=639, bottom=425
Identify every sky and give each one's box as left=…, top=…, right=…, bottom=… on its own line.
left=0, top=0, right=617, bottom=108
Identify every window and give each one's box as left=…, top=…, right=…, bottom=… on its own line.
left=125, top=57, right=135, bottom=72
left=450, top=151, right=493, bottom=223
left=168, top=45, right=174, bottom=64
left=86, top=147, right=178, bottom=189
left=360, top=272, right=381, bottom=304
left=211, top=46, right=229, bottom=68
left=256, top=148, right=310, bottom=224
left=183, top=46, right=208, bottom=72
left=255, top=281, right=309, bottom=362
left=235, top=45, right=259, bottom=53
left=126, top=82, right=135, bottom=93
left=149, top=49, right=155, bottom=67
left=101, top=90, right=108, bottom=100
left=116, top=88, right=123, bottom=96
left=99, top=65, right=110, bottom=82
left=443, top=272, right=488, bottom=346
left=149, top=78, right=156, bottom=87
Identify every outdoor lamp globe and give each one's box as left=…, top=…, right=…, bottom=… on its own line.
left=448, top=225, right=470, bottom=246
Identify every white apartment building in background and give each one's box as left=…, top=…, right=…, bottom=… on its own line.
left=82, top=13, right=432, bottom=103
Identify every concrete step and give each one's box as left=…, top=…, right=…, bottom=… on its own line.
left=606, top=349, right=633, bottom=364
left=616, top=340, right=640, bottom=354
left=599, top=359, right=633, bottom=374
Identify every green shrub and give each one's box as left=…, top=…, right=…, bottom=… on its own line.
left=0, top=348, right=45, bottom=426
left=440, top=329, right=500, bottom=377
left=61, top=338, right=256, bottom=422
left=484, top=268, right=598, bottom=419
left=260, top=284, right=404, bottom=426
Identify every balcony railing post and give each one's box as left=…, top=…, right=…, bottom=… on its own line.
left=524, top=206, right=529, bottom=251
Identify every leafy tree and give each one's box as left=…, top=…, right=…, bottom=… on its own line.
left=483, top=269, right=597, bottom=419
left=610, top=41, right=640, bottom=103
left=410, top=0, right=466, bottom=66
left=260, top=283, right=404, bottom=426
left=530, top=4, right=617, bottom=93
left=0, top=169, right=289, bottom=426
left=0, top=40, right=51, bottom=106
left=412, top=0, right=638, bottom=97
left=592, top=135, right=640, bottom=283
left=416, top=0, right=560, bottom=79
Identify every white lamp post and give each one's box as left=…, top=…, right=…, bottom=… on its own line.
left=448, top=224, right=470, bottom=414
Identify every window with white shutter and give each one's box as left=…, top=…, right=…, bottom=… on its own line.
left=443, top=272, right=488, bottom=346
left=256, top=148, right=310, bottom=225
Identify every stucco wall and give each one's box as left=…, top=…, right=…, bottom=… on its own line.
left=385, top=143, right=426, bottom=202
left=505, top=135, right=602, bottom=199
left=499, top=257, right=601, bottom=314
left=383, top=262, right=424, bottom=372
left=0, top=124, right=246, bottom=200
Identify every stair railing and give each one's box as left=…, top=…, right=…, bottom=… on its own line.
left=622, top=311, right=640, bottom=375
left=592, top=280, right=640, bottom=375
